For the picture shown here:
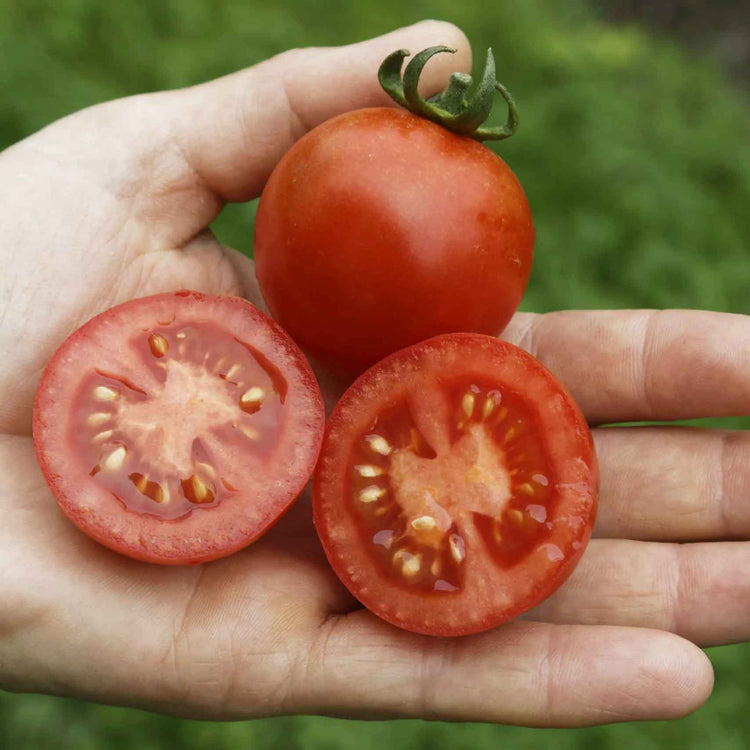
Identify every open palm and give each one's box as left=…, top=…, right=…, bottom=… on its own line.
left=3, top=20, right=745, bottom=725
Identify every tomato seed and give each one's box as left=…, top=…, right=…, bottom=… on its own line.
left=401, top=553, right=422, bottom=578
left=239, top=386, right=265, bottom=414
left=355, top=464, right=383, bottom=478
left=449, top=534, right=466, bottom=564
left=87, top=412, right=111, bottom=427
left=516, top=482, right=535, bottom=496
left=411, top=515, right=437, bottom=531
left=238, top=425, right=260, bottom=440
left=102, top=445, right=127, bottom=471
left=225, top=364, right=241, bottom=380
left=365, top=434, right=392, bottom=456
left=359, top=485, right=386, bottom=504
left=507, top=509, right=524, bottom=525
left=195, top=461, right=216, bottom=478
left=191, top=475, right=210, bottom=502
left=461, top=392, right=475, bottom=419
left=481, top=396, right=495, bottom=420
left=92, top=429, right=114, bottom=443
left=492, top=522, right=503, bottom=544
left=148, top=333, right=169, bottom=358
left=93, top=385, right=118, bottom=401
left=132, top=473, right=148, bottom=493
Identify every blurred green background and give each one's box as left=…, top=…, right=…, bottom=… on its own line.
left=2, top=0, right=750, bottom=747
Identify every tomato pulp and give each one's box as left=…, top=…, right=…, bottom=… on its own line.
left=313, top=334, right=598, bottom=636
left=254, top=107, right=535, bottom=375
left=33, top=291, right=325, bottom=564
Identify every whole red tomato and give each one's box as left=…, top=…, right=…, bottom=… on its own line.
left=255, top=47, right=535, bottom=375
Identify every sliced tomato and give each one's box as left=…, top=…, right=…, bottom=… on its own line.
left=313, top=333, right=598, bottom=636
left=33, top=291, right=325, bottom=565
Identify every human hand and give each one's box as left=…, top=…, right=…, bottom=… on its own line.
left=1, top=20, right=741, bottom=725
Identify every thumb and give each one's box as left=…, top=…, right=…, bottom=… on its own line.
left=169, top=20, right=471, bottom=202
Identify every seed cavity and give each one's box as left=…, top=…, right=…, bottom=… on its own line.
left=148, top=333, right=169, bottom=358
left=355, top=464, right=383, bottom=478
left=411, top=515, right=437, bottom=532
left=365, top=434, right=392, bottom=456
left=449, top=534, right=466, bottom=564
left=359, top=485, right=386, bottom=504
left=87, top=412, right=111, bottom=427
left=102, top=445, right=127, bottom=471
left=93, top=386, right=118, bottom=401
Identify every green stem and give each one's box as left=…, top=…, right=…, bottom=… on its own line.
left=377, top=45, right=518, bottom=142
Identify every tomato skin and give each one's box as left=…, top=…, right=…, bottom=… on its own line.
left=313, top=333, right=598, bottom=637
left=255, top=107, right=535, bottom=375
left=33, top=291, right=325, bottom=565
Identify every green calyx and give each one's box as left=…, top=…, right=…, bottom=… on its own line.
left=378, top=46, right=518, bottom=142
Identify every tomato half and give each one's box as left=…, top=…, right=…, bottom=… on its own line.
left=33, top=291, right=325, bottom=565
left=313, top=333, right=598, bottom=636
left=254, top=107, right=535, bottom=375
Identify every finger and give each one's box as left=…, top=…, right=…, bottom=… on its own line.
left=527, top=538, right=750, bottom=647
left=0, top=437, right=350, bottom=711
left=504, top=310, right=750, bottom=423
left=290, top=612, right=711, bottom=725
left=172, top=20, right=471, bottom=201
left=593, top=426, right=750, bottom=541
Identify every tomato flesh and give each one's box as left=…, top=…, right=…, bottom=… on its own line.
left=313, top=334, right=598, bottom=636
left=34, top=292, right=325, bottom=564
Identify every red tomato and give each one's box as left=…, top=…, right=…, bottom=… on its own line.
left=313, top=333, right=598, bottom=636
left=254, top=107, right=534, bottom=375
left=33, top=291, right=325, bottom=565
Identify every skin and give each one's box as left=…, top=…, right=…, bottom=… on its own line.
left=4, top=19, right=750, bottom=725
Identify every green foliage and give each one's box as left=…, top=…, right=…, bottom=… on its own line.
left=2, top=0, right=750, bottom=746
